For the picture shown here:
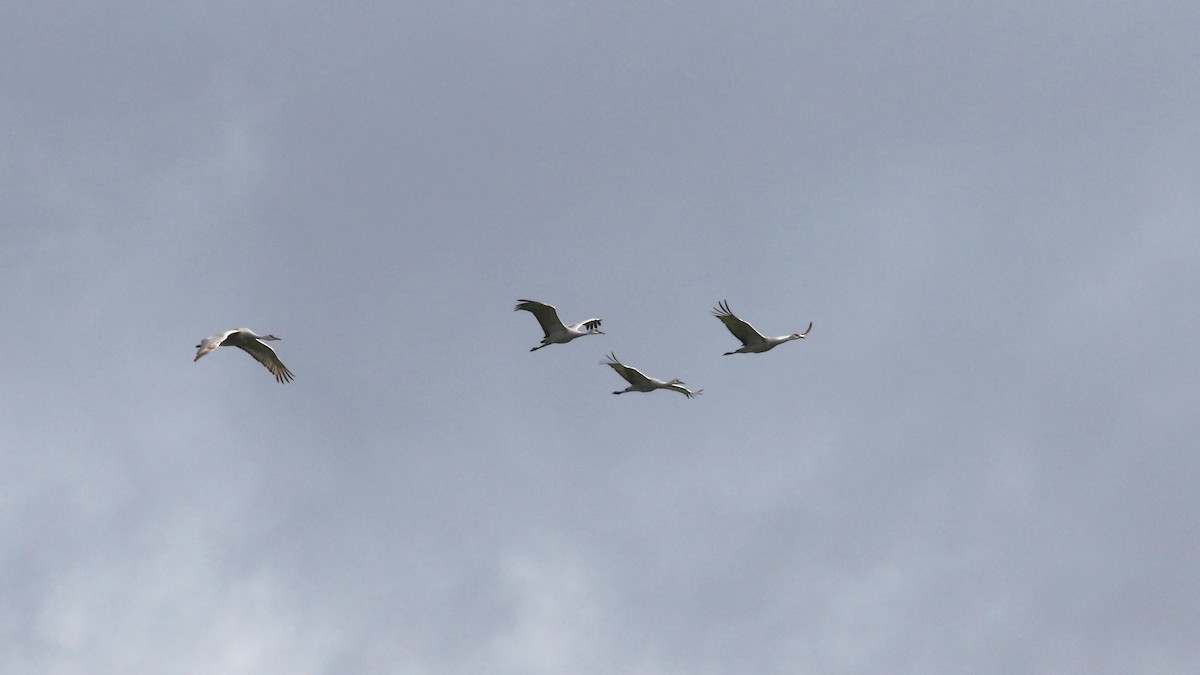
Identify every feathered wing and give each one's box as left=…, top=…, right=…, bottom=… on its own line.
left=194, top=329, right=235, bottom=361
left=238, top=339, right=295, bottom=383
left=713, top=300, right=767, bottom=348
left=602, top=353, right=652, bottom=386
left=569, top=318, right=603, bottom=332
left=667, top=383, right=702, bottom=399
left=514, top=299, right=565, bottom=337
left=194, top=337, right=219, bottom=361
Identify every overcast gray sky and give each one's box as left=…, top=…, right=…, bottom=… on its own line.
left=3, top=2, right=1199, bottom=673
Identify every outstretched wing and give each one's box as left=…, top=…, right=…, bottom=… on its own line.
left=194, top=329, right=236, bottom=361
left=602, top=353, right=651, bottom=386
left=667, top=384, right=702, bottom=399
left=713, top=300, right=767, bottom=347
left=568, top=318, right=603, bottom=332
left=515, top=299, right=565, bottom=338
left=237, top=339, right=295, bottom=383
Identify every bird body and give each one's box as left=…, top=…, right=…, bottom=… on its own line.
left=515, top=299, right=603, bottom=351
left=603, top=353, right=702, bottom=398
left=194, top=328, right=294, bottom=383
left=713, top=300, right=811, bottom=355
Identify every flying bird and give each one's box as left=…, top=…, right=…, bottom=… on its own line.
left=602, top=353, right=702, bottom=398
left=713, top=300, right=812, bottom=355
left=515, top=299, right=604, bottom=351
left=194, top=328, right=294, bottom=383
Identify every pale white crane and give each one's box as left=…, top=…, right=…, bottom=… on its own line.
left=514, top=299, right=604, bottom=351
left=194, top=328, right=294, bottom=383
left=713, top=299, right=812, bottom=355
left=603, top=353, right=702, bottom=398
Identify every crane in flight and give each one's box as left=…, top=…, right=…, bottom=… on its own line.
left=603, top=353, right=702, bottom=398
left=514, top=299, right=604, bottom=351
left=713, top=300, right=812, bottom=355
left=194, top=328, right=294, bottom=383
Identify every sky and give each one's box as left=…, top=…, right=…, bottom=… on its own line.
left=3, top=2, right=1199, bottom=673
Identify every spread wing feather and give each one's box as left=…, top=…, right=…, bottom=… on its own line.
left=602, top=353, right=652, bottom=386
left=235, top=337, right=295, bottom=383
left=667, top=384, right=703, bottom=399
left=195, top=328, right=293, bottom=383
left=713, top=300, right=767, bottom=347
left=514, top=299, right=565, bottom=338
left=570, top=318, right=603, bottom=332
